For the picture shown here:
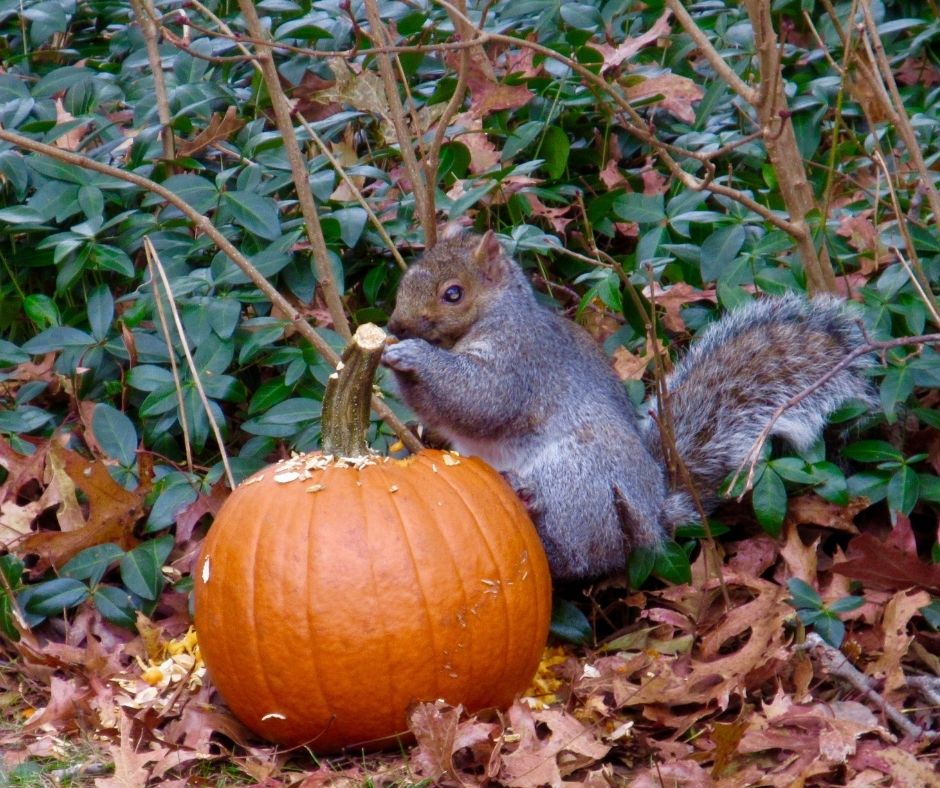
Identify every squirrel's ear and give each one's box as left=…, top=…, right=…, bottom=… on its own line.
left=472, top=231, right=506, bottom=282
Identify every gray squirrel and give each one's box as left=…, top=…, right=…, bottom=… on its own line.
left=382, top=231, right=875, bottom=580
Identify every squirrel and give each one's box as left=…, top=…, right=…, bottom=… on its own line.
left=381, top=231, right=875, bottom=580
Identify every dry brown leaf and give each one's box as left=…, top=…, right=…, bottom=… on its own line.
left=451, top=111, right=501, bottom=174
left=625, top=73, right=704, bottom=123
left=787, top=494, right=866, bottom=532
left=177, top=106, right=244, bottom=157
left=53, top=98, right=88, bottom=151
left=611, top=346, right=649, bottom=382
left=599, top=158, right=627, bottom=190
left=95, top=714, right=168, bottom=788
left=456, top=48, right=535, bottom=118
left=779, top=521, right=818, bottom=584
left=832, top=533, right=940, bottom=594
left=868, top=589, right=931, bottom=695
left=19, top=443, right=149, bottom=572
left=593, top=11, right=672, bottom=72
left=498, top=702, right=608, bottom=787
left=645, top=281, right=717, bottom=333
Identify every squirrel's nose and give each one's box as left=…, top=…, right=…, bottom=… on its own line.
left=388, top=315, right=431, bottom=339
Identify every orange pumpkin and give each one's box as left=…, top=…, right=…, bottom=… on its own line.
left=193, top=325, right=552, bottom=751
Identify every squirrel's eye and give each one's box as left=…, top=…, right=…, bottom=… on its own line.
left=442, top=285, right=463, bottom=304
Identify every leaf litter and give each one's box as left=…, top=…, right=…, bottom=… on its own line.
left=3, top=442, right=938, bottom=787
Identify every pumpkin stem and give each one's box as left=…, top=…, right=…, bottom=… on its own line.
left=321, top=323, right=387, bottom=457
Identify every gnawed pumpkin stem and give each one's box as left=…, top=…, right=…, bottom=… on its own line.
left=321, top=323, right=387, bottom=457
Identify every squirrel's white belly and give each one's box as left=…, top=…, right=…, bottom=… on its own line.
left=450, top=434, right=566, bottom=476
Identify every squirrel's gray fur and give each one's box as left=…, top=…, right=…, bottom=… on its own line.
left=382, top=231, right=874, bottom=580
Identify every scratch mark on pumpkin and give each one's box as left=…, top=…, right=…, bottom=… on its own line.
left=262, top=712, right=287, bottom=721
left=201, top=556, right=210, bottom=583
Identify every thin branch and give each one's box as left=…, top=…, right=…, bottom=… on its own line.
left=363, top=0, right=437, bottom=245
left=800, top=633, right=935, bottom=741
left=236, top=0, right=351, bottom=342
left=294, top=114, right=408, bottom=272
left=145, top=239, right=235, bottom=489
left=131, top=0, right=175, bottom=162
left=0, top=127, right=423, bottom=454
left=665, top=0, right=756, bottom=102
left=872, top=149, right=940, bottom=325
left=147, top=250, right=194, bottom=473
left=859, top=0, right=940, bottom=228
left=425, top=1, right=472, bottom=208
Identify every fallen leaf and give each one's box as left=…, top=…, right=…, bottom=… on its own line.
left=832, top=533, right=940, bottom=594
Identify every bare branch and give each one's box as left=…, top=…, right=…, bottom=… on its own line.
left=236, top=0, right=352, bottom=342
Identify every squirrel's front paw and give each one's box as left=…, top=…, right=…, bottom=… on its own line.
left=382, top=338, right=430, bottom=373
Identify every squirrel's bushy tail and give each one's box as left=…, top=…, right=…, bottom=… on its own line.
left=646, top=294, right=876, bottom=530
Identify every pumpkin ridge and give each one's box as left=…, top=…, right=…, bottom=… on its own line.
left=247, top=492, right=284, bottom=725
left=357, top=461, right=401, bottom=736
left=302, top=467, right=334, bottom=741
left=375, top=459, right=449, bottom=703
left=429, top=454, right=517, bottom=699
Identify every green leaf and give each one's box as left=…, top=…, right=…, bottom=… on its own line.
left=92, top=586, right=138, bottom=629
left=24, top=294, right=61, bottom=329
left=86, top=284, right=114, bottom=342
left=92, top=403, right=138, bottom=467
left=628, top=545, right=657, bottom=588
left=328, top=207, right=367, bottom=247
left=502, top=121, right=543, bottom=161
left=149, top=174, right=219, bottom=214
left=146, top=481, right=199, bottom=532
left=549, top=598, right=592, bottom=644
left=879, top=365, right=913, bottom=420
left=842, top=440, right=904, bottom=463
left=0, top=555, right=24, bottom=590
left=77, top=185, right=104, bottom=220
left=917, top=473, right=940, bottom=503
left=653, top=541, right=692, bottom=585
left=611, top=192, right=666, bottom=224
left=221, top=191, right=282, bottom=240
left=700, top=225, right=746, bottom=282
left=809, top=613, right=846, bottom=648
left=752, top=467, right=787, bottom=536
left=21, top=578, right=89, bottom=616
left=827, top=595, right=864, bottom=614
left=886, top=466, right=919, bottom=516
left=120, top=536, right=174, bottom=601
left=786, top=578, right=822, bottom=610
left=808, top=461, right=849, bottom=506
left=92, top=244, right=135, bottom=277
left=540, top=126, right=570, bottom=179
left=61, top=543, right=125, bottom=585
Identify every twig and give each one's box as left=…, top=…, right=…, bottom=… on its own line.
left=890, top=246, right=940, bottom=329
left=730, top=332, right=940, bottom=496
left=0, top=127, right=423, bottom=454
left=294, top=113, right=408, bottom=272
left=859, top=0, right=940, bottom=229
left=146, top=248, right=195, bottom=474
left=871, top=150, right=940, bottom=324
left=665, top=0, right=756, bottom=102
left=800, top=633, right=934, bottom=740
left=145, top=238, right=235, bottom=489
left=131, top=0, right=175, bottom=162
left=236, top=0, right=351, bottom=342
left=425, top=1, right=472, bottom=206
left=363, top=0, right=437, bottom=245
